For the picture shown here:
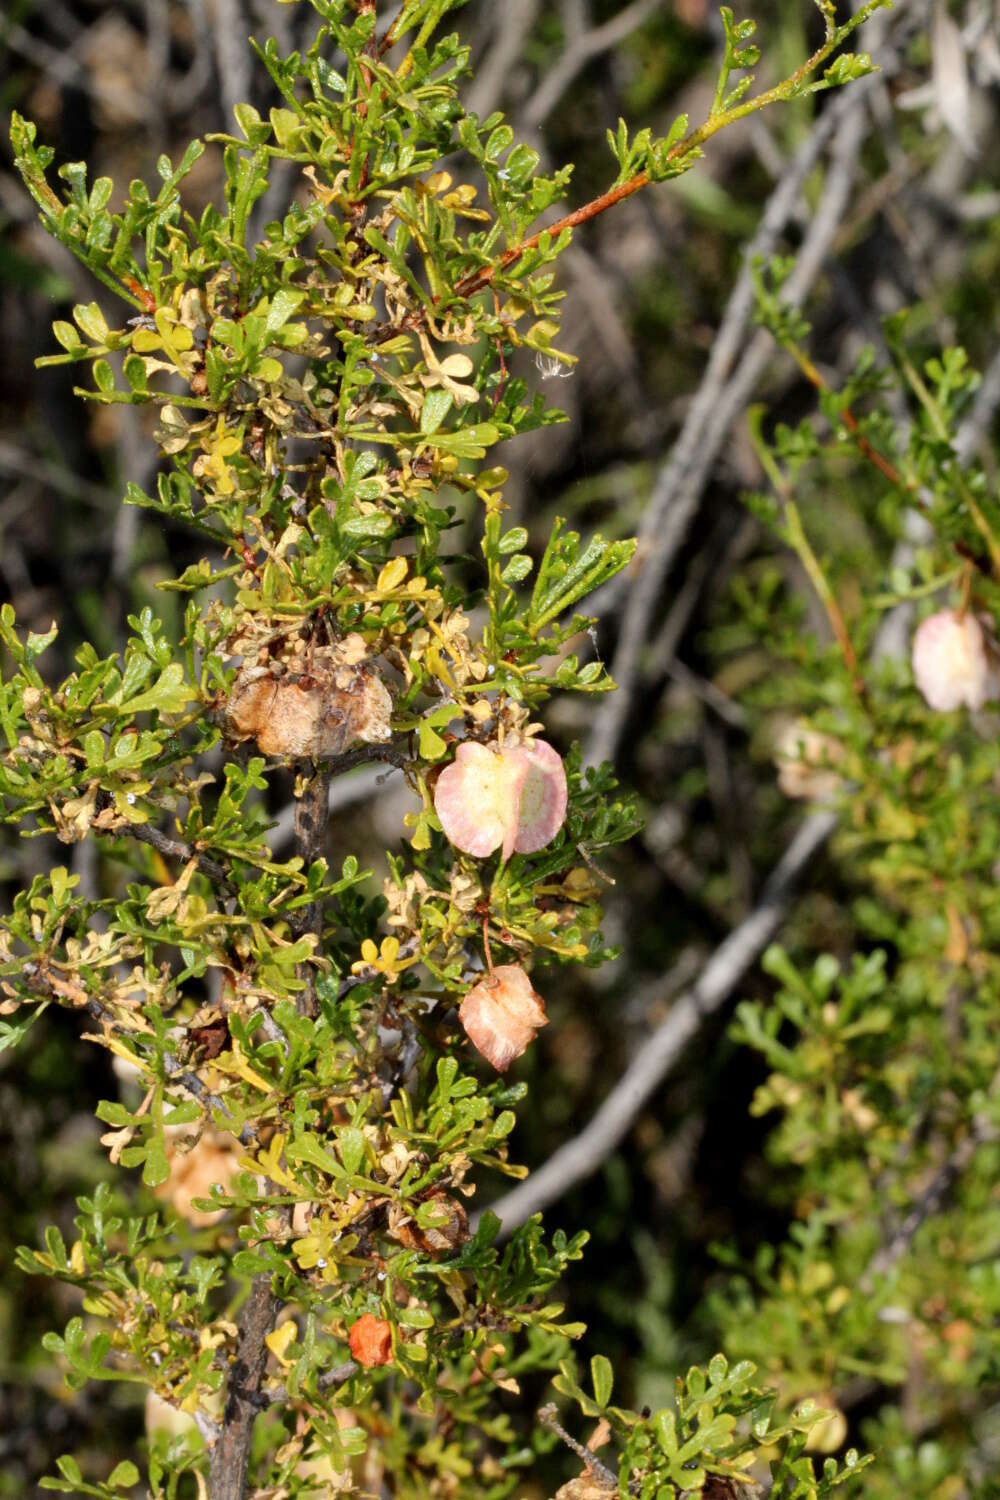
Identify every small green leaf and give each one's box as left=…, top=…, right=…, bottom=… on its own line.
left=654, top=1407, right=678, bottom=1456
left=142, top=1128, right=169, bottom=1189
left=270, top=107, right=302, bottom=146
left=590, top=1353, right=613, bottom=1409
left=264, top=287, right=306, bottom=334
left=234, top=102, right=265, bottom=139
left=337, top=1125, right=366, bottom=1176
left=418, top=718, right=448, bottom=760
left=53, top=321, right=84, bottom=352
left=108, top=1460, right=141, bottom=1487
left=500, top=554, right=532, bottom=585
left=498, top=527, right=528, bottom=556
left=92, top=359, right=115, bottom=394
left=430, top=422, right=500, bottom=459
left=73, top=301, right=109, bottom=343
left=420, top=389, right=453, bottom=436
left=118, top=662, right=196, bottom=716
left=123, top=354, right=148, bottom=392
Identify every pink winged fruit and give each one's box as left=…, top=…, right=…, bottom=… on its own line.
left=912, top=609, right=1000, bottom=712
left=433, top=738, right=567, bottom=861
left=459, top=964, right=548, bottom=1073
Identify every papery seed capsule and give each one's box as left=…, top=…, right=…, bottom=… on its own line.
left=434, top=738, right=567, bottom=861
left=911, top=609, right=999, bottom=712
left=348, top=1313, right=394, bottom=1368
left=510, top=738, right=569, bottom=856
left=155, top=1129, right=240, bottom=1227
left=221, top=655, right=391, bottom=759
left=458, top=964, right=547, bottom=1072
left=387, top=1191, right=469, bottom=1255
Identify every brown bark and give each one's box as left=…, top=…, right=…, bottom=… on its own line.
left=293, top=765, right=332, bottom=1018
left=209, top=1275, right=279, bottom=1500
left=209, top=768, right=331, bottom=1493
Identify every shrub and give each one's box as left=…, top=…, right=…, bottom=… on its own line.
left=3, top=2, right=890, bottom=1495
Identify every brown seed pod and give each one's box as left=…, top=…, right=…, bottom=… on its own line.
left=387, top=1191, right=469, bottom=1255
left=188, top=1017, right=229, bottom=1061
left=320, top=663, right=393, bottom=754
left=220, top=638, right=392, bottom=760
left=459, top=964, right=547, bottom=1073
left=553, top=1476, right=616, bottom=1500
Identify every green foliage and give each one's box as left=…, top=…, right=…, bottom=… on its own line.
left=41, top=1454, right=141, bottom=1498
left=555, top=1351, right=873, bottom=1497
left=692, top=284, right=1000, bottom=1495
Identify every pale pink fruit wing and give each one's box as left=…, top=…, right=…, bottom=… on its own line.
left=512, top=739, right=568, bottom=855
left=494, top=963, right=548, bottom=1027
left=459, top=964, right=548, bottom=1072
left=459, top=988, right=524, bottom=1072
left=912, top=610, right=990, bottom=712
left=434, top=741, right=507, bottom=857
left=499, top=750, right=530, bottom=862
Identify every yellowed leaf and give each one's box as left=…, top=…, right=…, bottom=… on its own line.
left=265, top=1320, right=298, bottom=1364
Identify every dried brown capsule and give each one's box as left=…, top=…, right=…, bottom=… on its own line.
left=459, top=964, right=547, bottom=1073
left=220, top=635, right=392, bottom=760
left=553, top=1478, right=616, bottom=1500
left=387, top=1191, right=469, bottom=1255
left=773, top=719, right=844, bottom=803
left=188, top=1017, right=229, bottom=1061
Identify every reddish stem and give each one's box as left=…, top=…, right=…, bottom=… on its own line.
left=455, top=170, right=651, bottom=301
left=482, top=914, right=496, bottom=982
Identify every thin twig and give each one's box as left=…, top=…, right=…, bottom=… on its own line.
left=463, top=0, right=541, bottom=120
left=292, top=766, right=332, bottom=1019
left=250, top=1358, right=359, bottom=1408
left=861, top=1075, right=1000, bottom=1292
left=210, top=1276, right=281, bottom=1500
left=81, top=993, right=255, bottom=1145
left=121, top=821, right=236, bottom=893
left=860, top=1131, right=986, bottom=1289
left=538, top=1404, right=622, bottom=1494
left=454, top=4, right=886, bottom=305
left=161, top=1054, right=254, bottom=1145
left=323, top=742, right=411, bottom=779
